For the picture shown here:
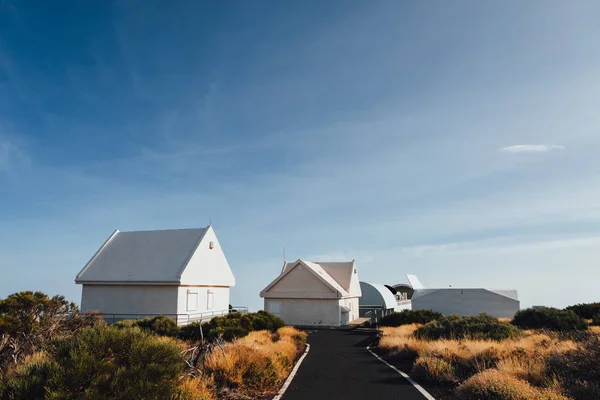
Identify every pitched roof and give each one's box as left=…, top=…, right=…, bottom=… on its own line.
left=75, top=227, right=209, bottom=284
left=282, top=260, right=355, bottom=292
left=263, top=259, right=361, bottom=298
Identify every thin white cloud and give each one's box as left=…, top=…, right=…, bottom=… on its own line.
left=500, top=144, right=566, bottom=153
left=0, top=138, right=30, bottom=173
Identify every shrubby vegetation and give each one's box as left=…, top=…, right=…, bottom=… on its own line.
left=179, top=310, right=285, bottom=342
left=115, top=315, right=180, bottom=337
left=415, top=314, right=522, bottom=341
left=512, top=308, right=588, bottom=332
left=0, top=291, right=102, bottom=376
left=2, top=325, right=185, bottom=400
left=0, top=291, right=304, bottom=400
left=380, top=310, right=442, bottom=327
left=565, top=302, right=600, bottom=320
left=377, top=308, right=600, bottom=400
left=456, top=369, right=569, bottom=400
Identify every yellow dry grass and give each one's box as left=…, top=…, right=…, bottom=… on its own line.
left=176, top=376, right=216, bottom=400
left=590, top=326, right=600, bottom=335
left=456, top=369, right=570, bottom=400
left=204, top=327, right=306, bottom=395
left=379, top=324, right=583, bottom=396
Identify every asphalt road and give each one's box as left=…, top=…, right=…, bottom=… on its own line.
left=282, top=329, right=430, bottom=400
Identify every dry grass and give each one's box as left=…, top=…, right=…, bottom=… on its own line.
left=203, top=327, right=306, bottom=396
left=412, top=356, right=456, bottom=384
left=456, top=369, right=570, bottom=400
left=176, top=376, right=216, bottom=400
left=377, top=323, right=596, bottom=399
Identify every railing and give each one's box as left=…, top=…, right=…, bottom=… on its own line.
left=100, top=306, right=249, bottom=326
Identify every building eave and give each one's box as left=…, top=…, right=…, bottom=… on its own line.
left=76, top=280, right=182, bottom=286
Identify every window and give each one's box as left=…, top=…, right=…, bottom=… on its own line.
left=209, top=241, right=214, bottom=249
left=187, top=291, right=198, bottom=312
left=207, top=291, right=214, bottom=310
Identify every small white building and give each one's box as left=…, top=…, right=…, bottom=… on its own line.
left=75, top=226, right=235, bottom=325
left=407, top=275, right=520, bottom=319
left=260, top=259, right=361, bottom=326
left=359, top=282, right=411, bottom=318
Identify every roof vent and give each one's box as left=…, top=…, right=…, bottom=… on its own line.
left=209, top=241, right=214, bottom=249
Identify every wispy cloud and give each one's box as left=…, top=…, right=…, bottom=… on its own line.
left=500, top=144, right=566, bottom=153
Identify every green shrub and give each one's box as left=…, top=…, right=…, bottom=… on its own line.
left=179, top=311, right=285, bottom=342
left=412, top=356, right=456, bottom=384
left=566, top=302, right=600, bottom=320
left=591, top=316, right=600, bottom=326
left=415, top=314, right=522, bottom=341
left=19, top=325, right=185, bottom=400
left=1, top=356, right=56, bottom=400
left=512, top=308, right=588, bottom=331
left=380, top=310, right=442, bottom=327
left=115, top=315, right=179, bottom=337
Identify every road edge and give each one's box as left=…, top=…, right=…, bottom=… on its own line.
left=272, top=343, right=311, bottom=400
left=366, top=345, right=436, bottom=400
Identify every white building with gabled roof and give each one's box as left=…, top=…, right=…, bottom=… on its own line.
left=260, top=259, right=361, bottom=326
left=75, top=226, right=235, bottom=325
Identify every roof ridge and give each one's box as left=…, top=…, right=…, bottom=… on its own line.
left=120, top=227, right=208, bottom=234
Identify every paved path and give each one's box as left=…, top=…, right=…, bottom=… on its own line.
left=282, top=329, right=430, bottom=400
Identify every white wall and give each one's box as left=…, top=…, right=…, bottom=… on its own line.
left=176, top=286, right=230, bottom=316
left=81, top=284, right=178, bottom=316
left=262, top=264, right=338, bottom=299
left=265, top=298, right=341, bottom=326
left=412, top=289, right=520, bottom=318
left=339, top=297, right=360, bottom=322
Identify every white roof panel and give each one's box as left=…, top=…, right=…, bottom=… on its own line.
left=406, top=274, right=425, bottom=289
left=76, top=228, right=208, bottom=283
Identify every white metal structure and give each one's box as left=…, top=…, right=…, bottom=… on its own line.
left=358, top=282, right=412, bottom=318
left=409, top=275, right=520, bottom=318
left=75, top=226, right=235, bottom=324
left=260, top=259, right=362, bottom=326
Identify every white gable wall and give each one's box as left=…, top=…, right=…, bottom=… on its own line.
left=262, top=264, right=338, bottom=299
left=348, top=265, right=362, bottom=297
left=81, top=285, right=178, bottom=316
left=179, top=227, right=236, bottom=287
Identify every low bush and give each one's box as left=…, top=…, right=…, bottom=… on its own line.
left=174, top=377, right=215, bottom=400
left=115, top=315, right=179, bottom=337
left=456, top=369, right=569, bottom=400
left=547, top=335, right=600, bottom=399
left=274, top=326, right=307, bottom=348
left=412, top=356, right=456, bottom=384
left=3, top=325, right=185, bottom=400
left=566, top=302, right=600, bottom=320
left=415, top=314, right=522, bottom=341
left=204, top=345, right=280, bottom=394
left=512, top=307, right=588, bottom=331
left=380, top=310, right=442, bottom=327
left=179, top=311, right=285, bottom=342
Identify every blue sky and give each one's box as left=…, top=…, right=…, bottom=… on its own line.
left=1, top=1, right=600, bottom=311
